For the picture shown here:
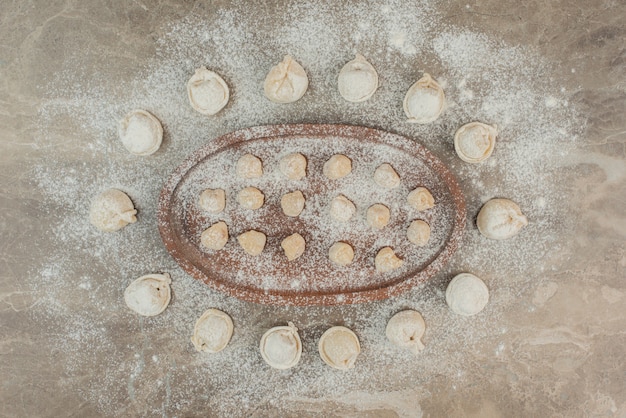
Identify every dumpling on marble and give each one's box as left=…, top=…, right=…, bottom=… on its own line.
left=236, top=154, right=263, bottom=179
left=279, top=153, right=307, bottom=180
left=200, top=221, right=229, bottom=251
left=124, top=273, right=172, bottom=317
left=454, top=122, right=498, bottom=163
left=338, top=54, right=379, bottom=102
left=318, top=326, right=361, bottom=370
left=237, top=230, right=266, bottom=256
left=237, top=187, right=264, bottom=210
left=118, top=109, right=163, bottom=156
left=407, top=220, right=430, bottom=247
left=323, top=154, right=352, bottom=179
left=263, top=55, right=309, bottom=103
left=445, top=273, right=489, bottom=316
left=281, top=190, right=305, bottom=217
left=281, top=233, right=305, bottom=261
left=407, top=187, right=435, bottom=211
left=186, top=67, right=230, bottom=115
left=330, top=195, right=356, bottom=222
left=259, top=322, right=302, bottom=369
left=191, top=308, right=234, bottom=353
left=386, top=310, right=426, bottom=354
left=375, top=247, right=403, bottom=273
left=477, top=198, right=528, bottom=240
left=328, top=242, right=354, bottom=266
left=374, top=163, right=400, bottom=189
left=403, top=73, right=445, bottom=124
left=89, top=188, right=137, bottom=232
left=198, top=188, right=226, bottom=213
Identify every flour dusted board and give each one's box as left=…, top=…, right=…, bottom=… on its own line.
left=158, top=124, right=465, bottom=305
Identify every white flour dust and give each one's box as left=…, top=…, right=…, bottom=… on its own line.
left=33, top=0, right=583, bottom=416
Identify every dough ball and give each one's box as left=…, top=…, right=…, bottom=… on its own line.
left=454, top=122, right=498, bottom=163
left=200, top=221, right=229, bottom=251
left=375, top=247, right=403, bottom=273
left=374, top=163, right=401, bottom=189
left=281, top=233, right=305, bottom=261
left=236, top=154, right=263, bottom=179
left=328, top=242, right=354, bottom=266
left=279, top=153, right=307, bottom=180
left=403, top=73, right=445, bottom=124
left=118, top=109, right=163, bottom=156
left=407, top=187, right=435, bottom=211
left=366, top=204, right=390, bottom=229
left=280, top=190, right=305, bottom=217
left=89, top=188, right=137, bottom=232
left=386, top=310, right=426, bottom=354
left=338, top=54, right=378, bottom=102
left=264, top=55, right=309, bottom=103
left=318, top=326, right=361, bottom=370
left=329, top=195, right=356, bottom=222
left=323, top=154, right=352, bottom=179
left=124, top=273, right=172, bottom=317
left=198, top=188, right=226, bottom=213
left=477, top=198, right=528, bottom=240
left=407, top=220, right=430, bottom=247
left=446, top=273, right=489, bottom=316
left=259, top=322, right=302, bottom=369
left=237, top=187, right=264, bottom=210
left=186, top=67, right=229, bottom=115
left=237, top=230, right=266, bottom=256
left=190, top=308, right=234, bottom=353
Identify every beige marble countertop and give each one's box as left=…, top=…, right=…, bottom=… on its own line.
left=1, top=1, right=625, bottom=417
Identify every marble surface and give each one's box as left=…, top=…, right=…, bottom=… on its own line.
left=1, top=1, right=625, bottom=417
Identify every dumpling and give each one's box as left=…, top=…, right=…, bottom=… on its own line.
left=323, top=154, right=352, bottom=179
left=198, top=188, right=226, bottom=213
left=318, top=326, right=361, bottom=370
left=281, top=233, right=305, bottom=261
left=259, top=322, right=302, bottom=369
left=280, top=190, right=305, bottom=217
left=200, top=221, right=229, bottom=251
left=279, top=153, right=307, bottom=180
left=263, top=55, right=309, bottom=103
left=329, top=195, right=356, bottom=222
left=407, top=187, right=435, bottom=211
left=375, top=247, right=403, bottom=273
left=328, top=242, right=354, bottom=266
left=374, top=163, right=400, bottom=189
left=454, top=122, right=497, bottom=163
left=124, top=273, right=172, bottom=317
left=237, top=230, right=266, bottom=256
left=89, top=188, right=137, bottom=232
left=237, top=187, right=264, bottom=210
left=477, top=198, right=528, bottom=240
left=186, top=67, right=230, bottom=115
left=190, top=308, right=234, bottom=353
left=236, top=154, right=263, bottom=179
left=337, top=54, right=378, bottom=102
left=445, top=273, right=489, bottom=316
left=407, top=220, right=430, bottom=247
left=366, top=204, right=390, bottom=230
left=118, top=109, right=163, bottom=156
left=385, top=310, right=426, bottom=354
left=403, top=73, right=445, bottom=124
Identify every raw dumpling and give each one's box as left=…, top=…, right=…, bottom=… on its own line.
left=263, top=55, right=309, bottom=103
left=374, top=163, right=400, bottom=189
left=279, top=153, right=307, bottom=180
left=323, top=154, right=352, bottom=179
left=446, top=273, right=489, bottom=316
left=237, top=230, right=266, bottom=256
left=403, top=73, right=445, bottom=124
left=124, top=273, right=172, bottom=317
left=407, top=187, right=435, bottom=211
left=118, top=109, right=163, bottom=156
left=191, top=308, right=234, bottom=353
left=386, top=310, right=426, bottom=354
left=281, top=233, right=305, bottom=261
left=259, top=322, right=302, bottom=369
left=281, top=190, right=305, bottom=217
left=200, top=221, right=229, bottom=251
left=407, top=220, right=430, bottom=246
left=89, top=188, right=137, bottom=232
left=318, top=326, right=361, bottom=370
left=198, top=188, right=226, bottom=213
left=477, top=198, right=528, bottom=240
left=375, top=247, right=403, bottom=273
left=237, top=187, right=264, bottom=210
left=329, top=242, right=354, bottom=266
left=330, top=195, right=356, bottom=222
left=454, top=122, right=497, bottom=163
left=366, top=204, right=390, bottom=230
left=338, top=54, right=378, bottom=102
left=236, top=154, right=263, bottom=179
left=187, top=67, right=230, bottom=115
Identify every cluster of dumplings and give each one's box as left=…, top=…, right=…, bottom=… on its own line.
left=198, top=152, right=436, bottom=273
